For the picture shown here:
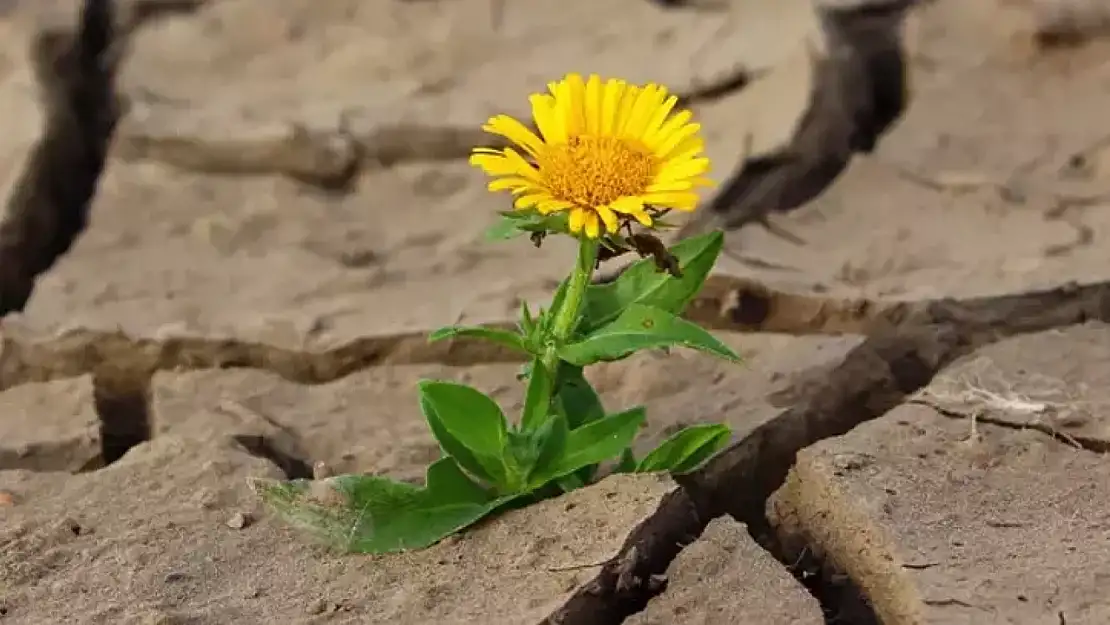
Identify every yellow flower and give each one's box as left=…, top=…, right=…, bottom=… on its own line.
left=470, top=73, right=712, bottom=239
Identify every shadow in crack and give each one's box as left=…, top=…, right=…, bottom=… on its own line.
left=91, top=375, right=152, bottom=468
left=232, top=434, right=314, bottom=480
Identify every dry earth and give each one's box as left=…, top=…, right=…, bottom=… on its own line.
left=2, top=0, right=1110, bottom=623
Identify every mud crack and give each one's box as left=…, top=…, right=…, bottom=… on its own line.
left=0, top=0, right=206, bottom=318
left=91, top=371, right=151, bottom=468
left=232, top=434, right=313, bottom=480
left=540, top=279, right=1110, bottom=624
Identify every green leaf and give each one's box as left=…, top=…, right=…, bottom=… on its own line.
left=581, top=231, right=724, bottom=333
left=503, top=430, right=537, bottom=488
left=485, top=211, right=571, bottom=241
left=520, top=357, right=554, bottom=431
left=557, top=304, right=742, bottom=366
left=635, top=423, right=731, bottom=474
left=418, top=380, right=511, bottom=490
left=528, top=406, right=646, bottom=485
left=527, top=413, right=569, bottom=488
left=255, top=458, right=518, bottom=554
left=540, top=277, right=572, bottom=336
left=485, top=215, right=528, bottom=240
left=519, top=301, right=537, bottom=340
left=427, top=326, right=528, bottom=354
left=553, top=363, right=605, bottom=430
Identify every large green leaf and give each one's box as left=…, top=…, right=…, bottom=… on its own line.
left=417, top=380, right=511, bottom=491
left=520, top=356, right=554, bottom=431
left=255, top=458, right=517, bottom=554
left=527, top=406, right=646, bottom=486
left=526, top=413, right=569, bottom=489
left=553, top=363, right=605, bottom=430
left=557, top=304, right=742, bottom=366
left=635, top=423, right=731, bottom=475
left=580, top=231, right=723, bottom=333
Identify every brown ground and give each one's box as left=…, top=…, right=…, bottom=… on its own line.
left=3, top=0, right=1110, bottom=623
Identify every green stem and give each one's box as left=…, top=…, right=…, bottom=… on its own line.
left=542, top=236, right=599, bottom=376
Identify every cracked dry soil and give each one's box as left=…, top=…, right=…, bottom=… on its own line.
left=4, top=0, right=1110, bottom=624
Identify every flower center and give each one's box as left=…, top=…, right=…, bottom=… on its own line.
left=537, top=135, right=656, bottom=207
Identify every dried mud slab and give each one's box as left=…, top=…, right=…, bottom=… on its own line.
left=145, top=333, right=858, bottom=481
left=769, top=326, right=1110, bottom=624
left=1, top=446, right=676, bottom=624
left=626, top=517, right=824, bottom=625
left=0, top=376, right=99, bottom=472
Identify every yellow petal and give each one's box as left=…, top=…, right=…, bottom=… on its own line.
left=488, top=177, right=537, bottom=193
left=642, top=191, right=699, bottom=211
left=615, top=85, right=641, bottom=135
left=483, top=115, right=544, bottom=157
left=469, top=152, right=518, bottom=176
left=655, top=123, right=703, bottom=160
left=624, top=84, right=663, bottom=139
left=531, top=94, right=565, bottom=144
left=645, top=110, right=692, bottom=152
left=564, top=73, right=587, bottom=136
left=501, top=149, right=543, bottom=181
left=646, top=180, right=695, bottom=193
left=515, top=194, right=548, bottom=210
left=663, top=136, right=706, bottom=165
left=656, top=157, right=711, bottom=184
left=641, top=93, right=678, bottom=143
left=609, top=195, right=646, bottom=215
left=610, top=196, right=653, bottom=226
left=568, top=207, right=587, bottom=233
left=595, top=205, right=619, bottom=233
left=537, top=199, right=574, bottom=214
left=584, top=74, right=602, bottom=135
left=600, top=78, right=624, bottom=135
left=584, top=211, right=601, bottom=238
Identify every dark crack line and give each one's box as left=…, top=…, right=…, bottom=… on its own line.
left=0, top=0, right=122, bottom=317
left=232, top=435, right=314, bottom=480
left=91, top=373, right=152, bottom=468
left=0, top=0, right=208, bottom=319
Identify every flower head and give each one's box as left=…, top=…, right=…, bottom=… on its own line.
left=471, top=73, right=712, bottom=239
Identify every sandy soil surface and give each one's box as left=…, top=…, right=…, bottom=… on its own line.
left=3, top=0, right=1110, bottom=623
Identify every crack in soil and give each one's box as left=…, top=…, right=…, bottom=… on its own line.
left=4, top=2, right=1110, bottom=623
left=914, top=400, right=1110, bottom=454
left=90, top=372, right=152, bottom=468
left=232, top=434, right=314, bottom=480
left=0, top=274, right=906, bottom=393
left=540, top=280, right=1110, bottom=625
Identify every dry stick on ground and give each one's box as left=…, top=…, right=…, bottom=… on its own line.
left=539, top=280, right=1110, bottom=625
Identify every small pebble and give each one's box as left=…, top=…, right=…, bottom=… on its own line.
left=305, top=599, right=327, bottom=615
left=0, top=490, right=16, bottom=506
left=226, top=512, right=252, bottom=530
